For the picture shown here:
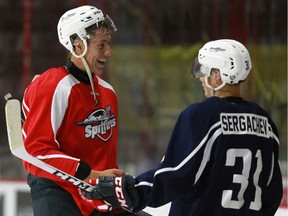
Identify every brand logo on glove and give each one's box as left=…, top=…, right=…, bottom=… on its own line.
left=115, top=177, right=129, bottom=208
left=76, top=106, right=116, bottom=141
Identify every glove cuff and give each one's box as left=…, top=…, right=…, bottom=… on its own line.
left=75, top=161, right=91, bottom=180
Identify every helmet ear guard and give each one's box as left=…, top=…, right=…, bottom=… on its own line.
left=70, top=37, right=88, bottom=59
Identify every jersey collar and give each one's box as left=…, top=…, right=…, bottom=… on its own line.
left=65, top=60, right=93, bottom=84
left=222, top=96, right=247, bottom=103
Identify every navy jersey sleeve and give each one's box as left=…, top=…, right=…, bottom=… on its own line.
left=135, top=103, right=213, bottom=209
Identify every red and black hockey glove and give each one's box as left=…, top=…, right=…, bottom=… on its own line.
left=80, top=175, right=140, bottom=212
left=78, top=178, right=113, bottom=212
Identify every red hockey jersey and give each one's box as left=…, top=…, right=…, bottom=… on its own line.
left=22, top=65, right=119, bottom=215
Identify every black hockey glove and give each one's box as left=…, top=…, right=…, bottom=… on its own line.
left=80, top=175, right=140, bottom=212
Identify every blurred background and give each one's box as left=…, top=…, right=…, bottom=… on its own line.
left=0, top=0, right=287, bottom=215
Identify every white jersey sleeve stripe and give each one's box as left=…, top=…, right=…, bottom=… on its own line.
left=98, top=76, right=115, bottom=93
left=267, top=153, right=275, bottom=186
left=154, top=122, right=221, bottom=177
left=36, top=154, right=80, bottom=161
left=51, top=75, right=80, bottom=148
left=194, top=127, right=222, bottom=185
left=22, top=98, right=29, bottom=118
left=136, top=181, right=154, bottom=187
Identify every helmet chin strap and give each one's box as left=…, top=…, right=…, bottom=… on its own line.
left=204, top=76, right=226, bottom=97
left=70, top=39, right=98, bottom=105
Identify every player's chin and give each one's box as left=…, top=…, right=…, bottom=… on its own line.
left=97, top=62, right=106, bottom=71
left=92, top=66, right=104, bottom=75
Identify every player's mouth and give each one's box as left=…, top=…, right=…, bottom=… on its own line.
left=97, top=60, right=106, bottom=68
left=98, top=59, right=106, bottom=66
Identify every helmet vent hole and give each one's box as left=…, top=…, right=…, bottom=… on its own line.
left=230, top=57, right=234, bottom=69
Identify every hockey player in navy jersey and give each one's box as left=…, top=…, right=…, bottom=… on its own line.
left=82, top=39, right=283, bottom=215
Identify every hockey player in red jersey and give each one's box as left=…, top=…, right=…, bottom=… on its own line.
left=22, top=5, right=126, bottom=216
left=82, top=39, right=283, bottom=215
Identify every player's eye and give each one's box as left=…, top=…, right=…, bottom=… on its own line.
left=98, top=43, right=105, bottom=49
left=97, top=41, right=112, bottom=50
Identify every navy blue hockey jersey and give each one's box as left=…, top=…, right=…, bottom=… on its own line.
left=135, top=97, right=283, bottom=216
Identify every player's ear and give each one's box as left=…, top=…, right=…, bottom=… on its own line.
left=73, top=39, right=85, bottom=55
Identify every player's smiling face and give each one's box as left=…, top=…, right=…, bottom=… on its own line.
left=85, top=28, right=112, bottom=75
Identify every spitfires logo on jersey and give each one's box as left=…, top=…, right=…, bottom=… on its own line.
left=76, top=106, right=116, bottom=141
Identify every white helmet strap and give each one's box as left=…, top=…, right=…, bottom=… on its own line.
left=70, top=37, right=88, bottom=59
left=80, top=56, right=98, bottom=105
left=204, top=76, right=227, bottom=97
left=69, top=37, right=98, bottom=105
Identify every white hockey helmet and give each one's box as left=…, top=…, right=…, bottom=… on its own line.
left=57, top=5, right=116, bottom=56
left=191, top=39, right=252, bottom=84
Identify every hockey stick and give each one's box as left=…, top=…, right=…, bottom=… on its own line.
left=4, top=97, right=151, bottom=216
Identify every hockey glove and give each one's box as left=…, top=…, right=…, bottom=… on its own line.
left=80, top=175, right=140, bottom=212
left=78, top=178, right=112, bottom=212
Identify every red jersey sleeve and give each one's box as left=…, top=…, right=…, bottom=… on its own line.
left=22, top=68, right=80, bottom=182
